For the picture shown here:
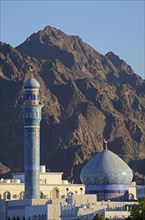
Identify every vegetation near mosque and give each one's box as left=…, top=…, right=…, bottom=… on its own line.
left=127, top=197, right=145, bottom=220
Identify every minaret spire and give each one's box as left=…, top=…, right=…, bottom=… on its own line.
left=22, top=73, right=43, bottom=199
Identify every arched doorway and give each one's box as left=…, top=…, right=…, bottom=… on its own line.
left=52, top=187, right=59, bottom=199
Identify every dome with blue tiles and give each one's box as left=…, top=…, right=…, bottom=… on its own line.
left=24, top=77, right=40, bottom=89
left=80, top=149, right=133, bottom=185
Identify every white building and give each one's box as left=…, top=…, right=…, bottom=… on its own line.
left=0, top=165, right=85, bottom=201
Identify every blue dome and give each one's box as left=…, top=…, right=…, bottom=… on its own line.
left=80, top=150, right=133, bottom=185
left=24, top=77, right=40, bottom=89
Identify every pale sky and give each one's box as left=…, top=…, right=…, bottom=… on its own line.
left=1, top=0, right=145, bottom=79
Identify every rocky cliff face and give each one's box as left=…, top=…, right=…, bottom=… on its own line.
left=0, top=26, right=145, bottom=182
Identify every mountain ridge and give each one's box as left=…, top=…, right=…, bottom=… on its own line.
left=0, top=25, right=145, bottom=182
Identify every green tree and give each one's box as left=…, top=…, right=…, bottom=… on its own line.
left=130, top=204, right=140, bottom=219
left=93, top=214, right=105, bottom=220
left=129, top=197, right=145, bottom=220
left=92, top=214, right=109, bottom=220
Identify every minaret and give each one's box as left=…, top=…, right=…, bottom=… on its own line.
left=22, top=73, right=43, bottom=199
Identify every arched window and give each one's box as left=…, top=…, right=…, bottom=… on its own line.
left=34, top=94, right=36, bottom=100
left=66, top=188, right=69, bottom=195
left=4, top=191, right=11, bottom=200
left=40, top=192, right=44, bottom=198
left=20, top=191, right=24, bottom=200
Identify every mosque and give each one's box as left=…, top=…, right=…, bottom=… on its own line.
left=0, top=75, right=144, bottom=220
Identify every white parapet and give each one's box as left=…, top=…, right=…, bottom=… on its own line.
left=40, top=165, right=46, bottom=173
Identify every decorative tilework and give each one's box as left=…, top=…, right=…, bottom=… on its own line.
left=22, top=77, right=43, bottom=199
left=80, top=149, right=133, bottom=201
left=22, top=107, right=42, bottom=126
left=85, top=184, right=129, bottom=201
left=24, top=127, right=40, bottom=199
left=80, top=150, right=133, bottom=185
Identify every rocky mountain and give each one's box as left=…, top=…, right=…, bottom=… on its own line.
left=0, top=26, right=145, bottom=182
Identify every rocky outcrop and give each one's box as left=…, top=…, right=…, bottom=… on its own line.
left=0, top=26, right=145, bottom=182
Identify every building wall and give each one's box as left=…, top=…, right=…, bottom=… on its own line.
left=104, top=211, right=130, bottom=219
left=0, top=182, right=85, bottom=200
left=40, top=173, right=63, bottom=184
left=7, top=199, right=30, bottom=220
left=6, top=199, right=49, bottom=220
left=128, top=186, right=137, bottom=200
left=67, top=194, right=97, bottom=205
left=0, top=195, right=139, bottom=220
left=12, top=172, right=64, bottom=185
left=25, top=204, right=47, bottom=220
left=0, top=184, right=24, bottom=200
left=6, top=199, right=61, bottom=220
left=0, top=174, right=137, bottom=202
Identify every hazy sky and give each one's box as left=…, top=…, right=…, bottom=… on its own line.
left=1, top=0, right=145, bottom=79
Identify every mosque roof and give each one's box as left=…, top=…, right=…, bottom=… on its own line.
left=24, top=77, right=40, bottom=89
left=80, top=149, right=133, bottom=185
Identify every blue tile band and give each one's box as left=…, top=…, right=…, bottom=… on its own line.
left=85, top=184, right=129, bottom=201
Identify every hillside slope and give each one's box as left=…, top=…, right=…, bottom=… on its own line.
left=0, top=26, right=145, bottom=182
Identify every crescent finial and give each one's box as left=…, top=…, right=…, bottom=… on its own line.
left=103, top=139, right=108, bottom=150
left=29, top=66, right=34, bottom=78
left=25, top=65, right=34, bottom=78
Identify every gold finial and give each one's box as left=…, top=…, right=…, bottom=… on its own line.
left=29, top=66, right=33, bottom=78
left=25, top=66, right=34, bottom=78
left=103, top=139, right=108, bottom=150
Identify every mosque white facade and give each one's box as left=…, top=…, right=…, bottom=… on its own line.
left=0, top=76, right=145, bottom=220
